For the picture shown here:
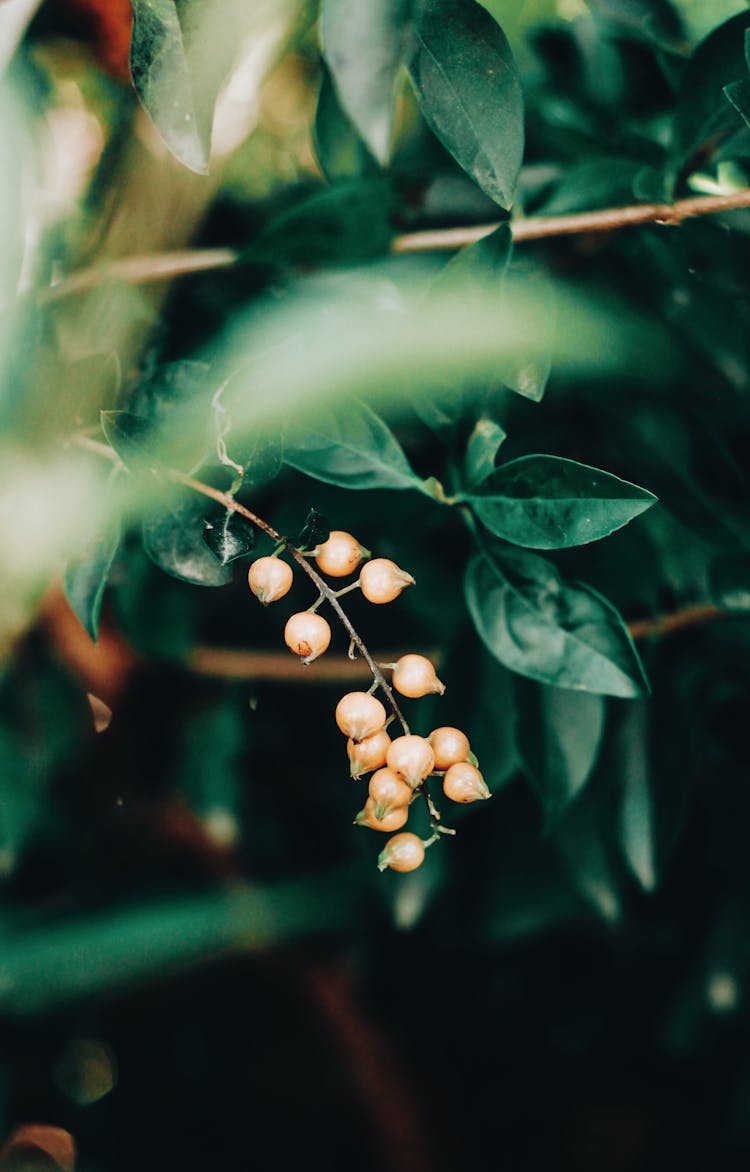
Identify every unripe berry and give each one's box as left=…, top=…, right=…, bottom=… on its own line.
left=347, top=729, right=391, bottom=778
left=284, top=611, right=331, bottom=664
left=315, top=530, right=370, bottom=577
left=336, top=691, right=387, bottom=742
left=377, top=832, right=425, bottom=873
left=355, top=798, right=409, bottom=832
left=359, top=558, right=415, bottom=604
left=248, top=556, right=293, bottom=604
left=428, top=726, right=471, bottom=770
left=392, top=654, right=445, bottom=698
left=386, top=735, right=435, bottom=789
left=368, top=768, right=413, bottom=811
left=443, top=761, right=491, bottom=803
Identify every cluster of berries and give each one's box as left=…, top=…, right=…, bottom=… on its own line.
left=247, top=530, right=490, bottom=872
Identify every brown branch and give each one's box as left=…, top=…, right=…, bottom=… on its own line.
left=627, top=604, right=725, bottom=640
left=42, top=188, right=750, bottom=301
left=189, top=645, right=441, bottom=683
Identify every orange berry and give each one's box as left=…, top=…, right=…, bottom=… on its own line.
left=359, top=558, right=415, bottom=604
left=443, top=761, right=491, bottom=803
left=392, top=654, right=445, bottom=698
left=284, top=611, right=331, bottom=663
left=368, top=768, right=413, bottom=810
left=386, top=735, right=435, bottom=788
left=248, top=556, right=293, bottom=604
left=315, top=530, right=370, bottom=577
left=347, top=728, right=391, bottom=778
left=428, top=726, right=471, bottom=770
left=355, top=798, right=409, bottom=832
left=335, top=692, right=387, bottom=742
left=377, top=832, right=425, bottom=873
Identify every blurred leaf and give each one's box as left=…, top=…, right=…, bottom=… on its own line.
left=142, top=491, right=232, bottom=586
left=723, top=72, right=750, bottom=127
left=555, top=782, right=622, bottom=922
left=100, top=410, right=158, bottom=475
left=202, top=508, right=255, bottom=565
left=408, top=0, right=524, bottom=209
left=129, top=359, right=214, bottom=473
left=320, top=0, right=412, bottom=164
left=515, top=679, right=606, bottom=818
left=536, top=157, right=645, bottom=215
left=615, top=700, right=657, bottom=890
left=294, top=507, right=331, bottom=551
left=463, top=418, right=507, bottom=488
left=238, top=429, right=284, bottom=493
left=463, top=455, right=657, bottom=549
left=0, top=726, right=41, bottom=874
left=314, top=66, right=379, bottom=182
left=709, top=551, right=750, bottom=609
left=63, top=472, right=122, bottom=642
left=284, top=400, right=423, bottom=491
left=431, top=221, right=513, bottom=289
left=465, top=547, right=649, bottom=696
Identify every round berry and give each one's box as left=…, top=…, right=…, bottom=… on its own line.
left=377, top=832, right=425, bottom=873
left=428, top=726, right=471, bottom=771
left=368, top=768, right=413, bottom=811
left=347, top=728, right=391, bottom=778
left=392, top=654, right=445, bottom=699
left=443, top=761, right=491, bottom=803
left=359, top=558, right=415, bottom=604
left=248, top=556, right=293, bottom=604
left=336, top=692, right=387, bottom=742
left=386, top=735, right=435, bottom=789
left=315, top=530, right=370, bottom=577
left=284, top=611, right=331, bottom=663
left=355, top=798, right=409, bottom=832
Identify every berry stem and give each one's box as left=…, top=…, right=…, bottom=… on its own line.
left=332, top=582, right=362, bottom=600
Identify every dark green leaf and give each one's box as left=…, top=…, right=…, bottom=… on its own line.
left=555, top=782, right=622, bottom=922
left=431, top=221, right=513, bottom=290
left=463, top=417, right=507, bottom=488
left=408, top=0, right=524, bottom=209
left=284, top=400, right=422, bottom=491
left=709, top=552, right=750, bottom=610
left=464, top=547, right=648, bottom=697
left=63, top=472, right=122, bottom=641
left=515, top=679, right=606, bottom=817
left=314, top=67, right=379, bottom=182
left=615, top=700, right=657, bottom=891
left=724, top=75, right=750, bottom=128
left=202, top=508, right=255, bottom=566
left=320, top=0, right=412, bottom=164
left=295, top=508, right=331, bottom=552
left=100, top=410, right=159, bottom=474
left=127, top=360, right=214, bottom=473
left=239, top=430, right=284, bottom=495
left=536, top=157, right=645, bottom=216
left=142, top=491, right=232, bottom=586
left=464, top=454, right=657, bottom=549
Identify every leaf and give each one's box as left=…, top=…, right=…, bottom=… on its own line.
left=142, top=491, right=232, bottom=586
left=129, top=359, right=214, bottom=472
left=320, top=0, right=412, bottom=164
left=535, top=157, right=645, bottom=216
left=202, top=508, right=255, bottom=566
left=63, top=486, right=121, bottom=641
left=615, top=700, right=657, bottom=891
left=431, top=221, right=513, bottom=290
left=515, top=679, right=606, bottom=818
left=463, top=455, right=657, bottom=549
left=463, top=417, right=507, bottom=488
left=284, top=400, right=423, bottom=491
left=723, top=74, right=750, bottom=129
left=100, top=410, right=159, bottom=474
left=555, top=783, right=622, bottom=922
left=294, top=508, right=331, bottom=552
left=464, top=547, right=649, bottom=697
left=408, top=0, right=524, bottom=209
left=709, top=551, right=750, bottom=610
left=239, top=430, right=284, bottom=495
left=314, top=66, right=379, bottom=183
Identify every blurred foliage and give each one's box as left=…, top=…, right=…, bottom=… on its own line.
left=3, top=0, right=750, bottom=1168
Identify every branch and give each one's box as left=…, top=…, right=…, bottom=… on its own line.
left=627, top=604, right=725, bottom=640
left=43, top=188, right=750, bottom=300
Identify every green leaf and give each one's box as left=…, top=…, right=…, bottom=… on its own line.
left=408, top=0, right=524, bottom=209
left=63, top=472, right=122, bottom=641
left=536, top=157, right=645, bottom=216
left=320, top=0, right=412, bottom=165
left=708, top=552, right=750, bottom=610
left=431, top=221, right=513, bottom=290
left=284, top=400, right=422, bottom=491
left=128, top=360, right=214, bottom=473
left=464, top=455, right=657, bottom=549
left=100, top=410, right=159, bottom=474
left=294, top=508, right=331, bottom=552
left=142, top=491, right=232, bottom=586
left=463, top=418, right=507, bottom=488
left=723, top=74, right=750, bottom=129
left=515, top=680, right=605, bottom=818
left=615, top=700, right=657, bottom=891
left=555, top=783, right=622, bottom=923
left=202, top=508, right=255, bottom=566
left=314, top=66, right=379, bottom=182
left=464, top=547, right=648, bottom=697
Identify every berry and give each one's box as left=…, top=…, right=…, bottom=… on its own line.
left=392, top=654, right=445, bottom=698
left=368, top=768, right=413, bottom=811
left=355, top=798, right=409, bottom=832
left=428, top=726, right=471, bottom=770
left=386, top=735, right=435, bottom=789
left=359, top=558, right=415, bottom=604
left=315, top=530, right=370, bottom=577
left=377, top=832, right=425, bottom=873
left=248, top=556, right=293, bottom=604
left=336, top=692, right=387, bottom=742
left=284, top=611, right=331, bottom=664
left=443, top=762, right=491, bottom=803
left=348, top=729, right=391, bottom=778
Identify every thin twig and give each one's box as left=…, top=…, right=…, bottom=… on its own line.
left=627, top=604, right=725, bottom=640
left=42, top=188, right=750, bottom=301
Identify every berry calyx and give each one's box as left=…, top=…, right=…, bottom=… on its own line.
left=443, top=762, right=491, bottom=803
left=368, top=768, right=413, bottom=811
left=284, top=611, right=331, bottom=664
left=355, top=798, right=409, bottom=832
left=347, top=729, right=391, bottom=778
left=315, top=530, right=370, bottom=577
left=335, top=692, right=387, bottom=742
left=428, top=726, right=471, bottom=771
left=248, top=556, right=293, bottom=604
left=359, top=558, right=415, bottom=604
left=392, top=654, right=445, bottom=698
left=386, top=735, right=435, bottom=789
left=377, top=832, right=426, bottom=873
